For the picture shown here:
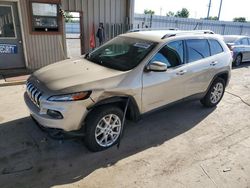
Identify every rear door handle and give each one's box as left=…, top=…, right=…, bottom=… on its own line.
left=176, top=70, right=187, bottom=75
left=210, top=61, right=218, bottom=66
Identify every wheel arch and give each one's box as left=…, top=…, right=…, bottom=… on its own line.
left=217, top=72, right=229, bottom=86
left=87, top=96, right=141, bottom=122
left=204, top=71, right=229, bottom=97
left=234, top=52, right=242, bottom=61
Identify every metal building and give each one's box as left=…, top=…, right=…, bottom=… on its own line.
left=0, top=0, right=134, bottom=70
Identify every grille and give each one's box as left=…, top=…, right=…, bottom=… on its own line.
left=26, top=81, right=42, bottom=107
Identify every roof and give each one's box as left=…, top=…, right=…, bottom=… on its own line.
left=223, top=35, right=247, bottom=38
left=120, top=30, right=215, bottom=42
left=222, top=35, right=248, bottom=43
left=223, top=35, right=247, bottom=39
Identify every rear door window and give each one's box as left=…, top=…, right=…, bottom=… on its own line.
left=239, top=38, right=249, bottom=45
left=186, top=39, right=210, bottom=63
left=209, top=39, right=224, bottom=55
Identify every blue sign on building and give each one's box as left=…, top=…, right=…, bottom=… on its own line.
left=0, top=44, right=18, bottom=54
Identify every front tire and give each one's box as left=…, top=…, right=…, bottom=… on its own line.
left=234, top=54, right=242, bottom=67
left=200, top=78, right=225, bottom=108
left=84, top=105, right=123, bottom=152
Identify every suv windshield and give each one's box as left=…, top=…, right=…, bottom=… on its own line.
left=86, top=36, right=157, bottom=71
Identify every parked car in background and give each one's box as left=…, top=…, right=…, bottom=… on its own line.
left=223, top=35, right=250, bottom=66
left=25, top=30, right=232, bottom=152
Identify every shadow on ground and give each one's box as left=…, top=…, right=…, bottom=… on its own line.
left=0, top=100, right=215, bottom=188
left=0, top=68, right=31, bottom=79
left=232, top=61, right=250, bottom=70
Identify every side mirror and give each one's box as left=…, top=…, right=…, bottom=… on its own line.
left=146, top=61, right=167, bottom=72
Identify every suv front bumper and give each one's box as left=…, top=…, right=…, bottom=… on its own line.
left=24, top=92, right=92, bottom=132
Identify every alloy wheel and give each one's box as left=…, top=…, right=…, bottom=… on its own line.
left=235, top=55, right=242, bottom=66
left=210, top=82, right=224, bottom=104
left=95, top=114, right=122, bottom=147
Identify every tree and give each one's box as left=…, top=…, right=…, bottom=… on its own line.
left=166, top=11, right=175, bottom=17
left=64, top=12, right=73, bottom=23
left=144, top=9, right=155, bottom=15
left=175, top=8, right=189, bottom=18
left=233, top=17, right=247, bottom=23
left=206, top=16, right=218, bottom=20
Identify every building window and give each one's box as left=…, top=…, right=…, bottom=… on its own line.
left=0, top=5, right=16, bottom=38
left=30, top=1, right=60, bottom=32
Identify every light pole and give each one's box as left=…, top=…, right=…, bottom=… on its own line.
left=218, top=0, right=223, bottom=20
left=207, top=0, right=212, bottom=18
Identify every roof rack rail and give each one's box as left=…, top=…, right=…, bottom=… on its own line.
left=127, top=27, right=179, bottom=33
left=161, top=30, right=215, bottom=39
left=194, top=30, right=215, bottom=34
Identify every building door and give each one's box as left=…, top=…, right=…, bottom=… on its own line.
left=65, top=12, right=84, bottom=58
left=0, top=2, right=25, bottom=69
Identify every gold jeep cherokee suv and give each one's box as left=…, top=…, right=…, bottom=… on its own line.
left=24, top=30, right=232, bottom=152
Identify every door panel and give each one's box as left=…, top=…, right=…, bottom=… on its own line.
left=245, top=38, right=250, bottom=61
left=141, top=41, right=186, bottom=113
left=0, top=2, right=25, bottom=69
left=183, top=58, right=213, bottom=97
left=142, top=67, right=186, bottom=113
left=184, top=39, right=213, bottom=97
left=238, top=38, right=249, bottom=62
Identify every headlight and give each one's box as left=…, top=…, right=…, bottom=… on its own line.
left=47, top=91, right=92, bottom=102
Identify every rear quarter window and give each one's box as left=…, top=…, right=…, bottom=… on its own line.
left=209, top=39, right=224, bottom=55
left=186, top=39, right=210, bottom=63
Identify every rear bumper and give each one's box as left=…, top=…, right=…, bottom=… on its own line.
left=24, top=92, right=92, bottom=132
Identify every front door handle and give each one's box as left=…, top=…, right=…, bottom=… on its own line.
left=176, top=70, right=187, bottom=75
left=210, top=61, right=218, bottom=66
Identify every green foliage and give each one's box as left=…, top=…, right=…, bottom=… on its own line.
left=166, top=11, right=175, bottom=17
left=144, top=9, right=155, bottom=15
left=233, top=17, right=247, bottom=23
left=64, top=12, right=73, bottom=23
left=175, top=8, right=189, bottom=18
left=206, top=16, right=219, bottom=20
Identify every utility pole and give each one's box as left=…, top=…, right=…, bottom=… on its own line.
left=207, top=0, right=212, bottom=18
left=218, top=0, right=223, bottom=20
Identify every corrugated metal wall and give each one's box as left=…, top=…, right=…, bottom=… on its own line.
left=20, top=0, right=66, bottom=70
left=61, top=0, right=130, bottom=52
left=20, top=0, right=132, bottom=70
left=134, top=14, right=250, bottom=35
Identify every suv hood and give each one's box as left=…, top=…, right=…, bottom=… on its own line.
left=33, top=57, right=127, bottom=93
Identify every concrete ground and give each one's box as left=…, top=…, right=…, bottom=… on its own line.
left=0, top=69, right=30, bottom=87
left=0, top=63, right=250, bottom=188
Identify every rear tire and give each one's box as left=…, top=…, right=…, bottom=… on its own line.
left=84, top=105, right=123, bottom=152
left=200, top=78, right=225, bottom=108
left=234, top=54, right=242, bottom=67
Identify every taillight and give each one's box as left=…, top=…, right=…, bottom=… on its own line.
left=227, top=44, right=234, bottom=51
left=226, top=44, right=234, bottom=57
left=230, top=51, right=234, bottom=57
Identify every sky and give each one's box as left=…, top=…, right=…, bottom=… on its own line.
left=134, top=0, right=250, bottom=21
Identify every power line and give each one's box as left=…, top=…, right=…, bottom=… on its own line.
left=207, top=0, right=212, bottom=18
left=218, top=0, right=223, bottom=20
